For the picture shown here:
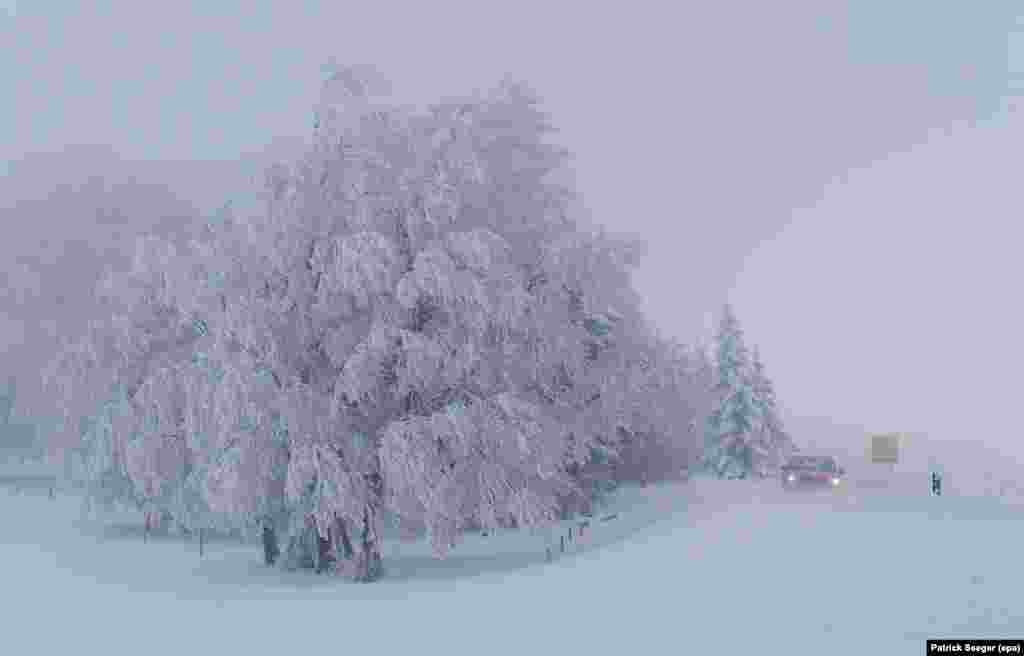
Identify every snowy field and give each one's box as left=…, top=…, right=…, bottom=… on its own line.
left=3, top=453, right=1024, bottom=655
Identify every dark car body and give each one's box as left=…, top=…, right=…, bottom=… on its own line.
left=780, top=455, right=844, bottom=489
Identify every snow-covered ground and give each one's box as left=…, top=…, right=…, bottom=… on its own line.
left=3, top=445, right=1023, bottom=655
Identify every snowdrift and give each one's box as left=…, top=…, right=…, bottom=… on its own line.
left=3, top=467, right=1023, bottom=655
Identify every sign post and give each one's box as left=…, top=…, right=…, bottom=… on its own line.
left=927, top=454, right=946, bottom=498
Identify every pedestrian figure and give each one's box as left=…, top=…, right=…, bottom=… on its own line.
left=931, top=470, right=942, bottom=497
left=262, top=523, right=280, bottom=565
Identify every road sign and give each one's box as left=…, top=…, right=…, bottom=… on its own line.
left=868, top=433, right=901, bottom=464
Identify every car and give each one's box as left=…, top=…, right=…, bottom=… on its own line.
left=780, top=454, right=845, bottom=490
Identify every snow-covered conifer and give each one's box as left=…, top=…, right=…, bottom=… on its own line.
left=747, top=347, right=795, bottom=475
left=703, top=304, right=760, bottom=478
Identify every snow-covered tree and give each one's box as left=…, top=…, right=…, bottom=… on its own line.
left=44, top=66, right=684, bottom=581
left=690, top=342, right=718, bottom=441
left=703, top=304, right=760, bottom=478
left=702, top=306, right=794, bottom=478
left=747, top=347, right=795, bottom=475
left=650, top=341, right=713, bottom=478
left=42, top=236, right=210, bottom=518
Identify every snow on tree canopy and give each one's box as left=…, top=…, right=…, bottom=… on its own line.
left=442, top=229, right=512, bottom=276
left=312, top=231, right=404, bottom=314
left=379, top=392, right=567, bottom=555
left=396, top=245, right=463, bottom=308
left=40, top=65, right=708, bottom=581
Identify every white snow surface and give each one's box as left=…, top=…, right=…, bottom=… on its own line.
left=3, top=439, right=1024, bottom=655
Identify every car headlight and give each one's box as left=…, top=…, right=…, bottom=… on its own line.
left=787, top=474, right=796, bottom=482
left=831, top=477, right=840, bottom=486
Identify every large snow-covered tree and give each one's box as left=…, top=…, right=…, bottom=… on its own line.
left=44, top=66, right=689, bottom=580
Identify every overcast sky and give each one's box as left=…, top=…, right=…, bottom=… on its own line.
left=2, top=1, right=1021, bottom=446
left=732, top=107, right=1022, bottom=436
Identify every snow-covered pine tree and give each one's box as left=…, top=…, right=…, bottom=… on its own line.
left=747, top=347, right=795, bottom=476
left=703, top=304, right=760, bottom=479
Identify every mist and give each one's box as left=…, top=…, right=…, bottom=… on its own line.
left=5, top=5, right=1024, bottom=647
left=2, top=1, right=1020, bottom=442
left=731, top=110, right=1024, bottom=456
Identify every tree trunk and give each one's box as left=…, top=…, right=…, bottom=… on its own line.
left=336, top=515, right=354, bottom=560
left=277, top=512, right=379, bottom=579
left=316, top=527, right=335, bottom=573
left=354, top=506, right=383, bottom=582
left=281, top=521, right=318, bottom=571
left=262, top=524, right=280, bottom=566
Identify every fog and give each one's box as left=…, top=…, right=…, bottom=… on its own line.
left=731, top=110, right=1024, bottom=455
left=2, top=2, right=1021, bottom=449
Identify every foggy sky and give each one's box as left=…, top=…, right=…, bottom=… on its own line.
left=731, top=109, right=1024, bottom=451
left=2, top=2, right=1021, bottom=441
